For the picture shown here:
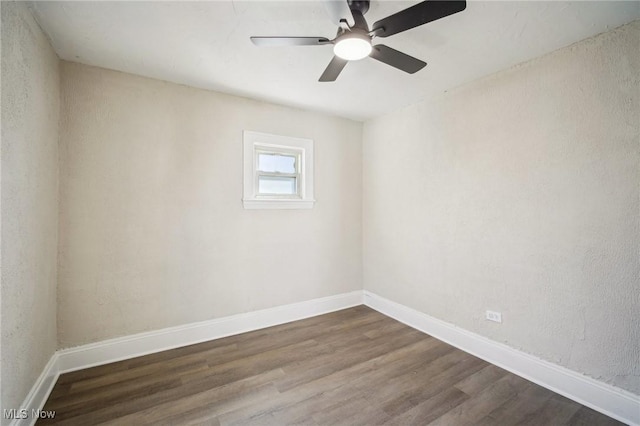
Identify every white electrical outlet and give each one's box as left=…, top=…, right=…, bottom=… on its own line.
left=486, top=310, right=502, bottom=323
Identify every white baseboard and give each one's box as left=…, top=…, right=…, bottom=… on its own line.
left=10, top=290, right=362, bottom=426
left=8, top=354, right=59, bottom=426
left=55, top=290, right=363, bottom=373
left=12, top=289, right=638, bottom=426
left=363, top=290, right=640, bottom=426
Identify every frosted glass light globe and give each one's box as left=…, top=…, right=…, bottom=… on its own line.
left=334, top=36, right=372, bottom=61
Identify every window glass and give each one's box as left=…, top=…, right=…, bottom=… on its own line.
left=258, top=176, right=297, bottom=195
left=258, top=153, right=296, bottom=174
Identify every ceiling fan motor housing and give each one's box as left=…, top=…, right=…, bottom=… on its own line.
left=336, top=11, right=371, bottom=39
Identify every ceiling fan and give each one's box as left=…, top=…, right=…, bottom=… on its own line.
left=250, top=0, right=466, bottom=82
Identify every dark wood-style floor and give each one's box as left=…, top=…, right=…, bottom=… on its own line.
left=38, top=306, right=622, bottom=425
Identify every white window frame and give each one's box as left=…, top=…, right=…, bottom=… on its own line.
left=254, top=148, right=301, bottom=199
left=243, top=131, right=315, bottom=209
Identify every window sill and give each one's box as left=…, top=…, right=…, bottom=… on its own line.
left=242, top=199, right=315, bottom=210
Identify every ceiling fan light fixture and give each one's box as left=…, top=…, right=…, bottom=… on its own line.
left=333, top=34, right=372, bottom=61
left=251, top=0, right=467, bottom=81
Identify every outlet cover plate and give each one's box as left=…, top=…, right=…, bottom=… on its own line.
left=486, top=310, right=502, bottom=323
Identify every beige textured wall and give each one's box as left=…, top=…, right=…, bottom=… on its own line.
left=58, top=62, right=362, bottom=347
left=1, top=1, right=59, bottom=417
left=363, top=21, right=639, bottom=394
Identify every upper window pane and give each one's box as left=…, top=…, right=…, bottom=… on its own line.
left=258, top=153, right=296, bottom=174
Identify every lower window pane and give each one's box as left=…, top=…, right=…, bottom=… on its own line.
left=258, top=176, right=297, bottom=195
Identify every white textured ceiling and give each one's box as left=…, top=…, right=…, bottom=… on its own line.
left=31, top=1, right=639, bottom=121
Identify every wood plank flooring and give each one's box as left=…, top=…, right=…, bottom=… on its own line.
left=37, top=306, right=622, bottom=425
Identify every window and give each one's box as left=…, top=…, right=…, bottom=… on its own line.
left=256, top=151, right=299, bottom=196
left=243, top=131, right=315, bottom=209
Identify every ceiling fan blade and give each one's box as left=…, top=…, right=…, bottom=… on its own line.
left=371, top=1, right=466, bottom=38
left=369, top=45, right=426, bottom=74
left=250, top=37, right=332, bottom=47
left=319, top=56, right=348, bottom=82
left=323, top=0, right=355, bottom=27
